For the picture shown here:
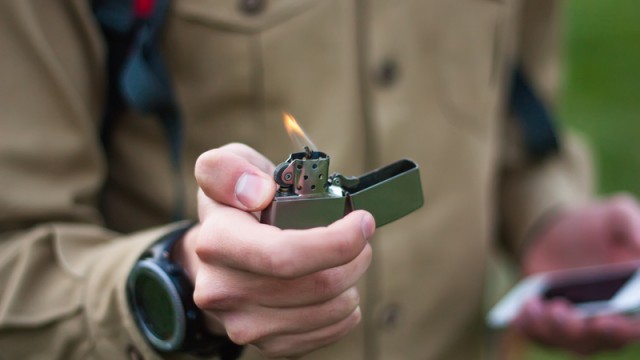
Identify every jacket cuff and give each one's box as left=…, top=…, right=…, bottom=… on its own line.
left=84, top=221, right=204, bottom=360
left=501, top=132, right=594, bottom=256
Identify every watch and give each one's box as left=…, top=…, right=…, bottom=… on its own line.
left=126, top=223, right=243, bottom=359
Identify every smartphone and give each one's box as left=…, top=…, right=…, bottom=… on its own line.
left=487, top=261, right=640, bottom=328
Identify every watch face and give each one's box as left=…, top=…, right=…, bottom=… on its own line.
left=130, top=260, right=186, bottom=351
left=136, top=274, right=178, bottom=341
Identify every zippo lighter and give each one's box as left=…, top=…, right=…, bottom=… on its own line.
left=260, top=146, right=424, bottom=230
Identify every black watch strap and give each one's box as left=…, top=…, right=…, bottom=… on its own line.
left=127, top=223, right=244, bottom=359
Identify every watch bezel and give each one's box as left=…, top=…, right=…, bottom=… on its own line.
left=128, top=259, right=187, bottom=352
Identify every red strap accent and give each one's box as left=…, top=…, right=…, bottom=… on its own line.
left=134, top=0, right=155, bottom=18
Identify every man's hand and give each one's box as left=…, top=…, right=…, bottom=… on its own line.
left=514, top=195, right=640, bottom=355
left=172, top=143, right=376, bottom=358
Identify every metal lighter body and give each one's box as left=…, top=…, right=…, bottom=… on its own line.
left=260, top=150, right=424, bottom=230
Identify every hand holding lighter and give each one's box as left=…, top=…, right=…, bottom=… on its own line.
left=260, top=148, right=424, bottom=230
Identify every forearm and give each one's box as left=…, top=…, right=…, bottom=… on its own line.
left=0, top=222, right=192, bottom=359
left=500, top=132, right=594, bottom=255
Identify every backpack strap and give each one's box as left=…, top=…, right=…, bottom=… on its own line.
left=509, top=66, right=561, bottom=161
left=93, top=0, right=185, bottom=220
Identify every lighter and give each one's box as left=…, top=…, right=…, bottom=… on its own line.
left=259, top=114, right=424, bottom=230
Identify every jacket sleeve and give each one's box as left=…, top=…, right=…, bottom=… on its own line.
left=498, top=0, right=595, bottom=256
left=0, top=2, right=199, bottom=359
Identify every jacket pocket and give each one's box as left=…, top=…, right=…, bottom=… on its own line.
left=432, top=0, right=506, bottom=135
left=174, top=0, right=321, bottom=34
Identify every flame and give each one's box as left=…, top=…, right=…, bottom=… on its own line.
left=282, top=112, right=317, bottom=151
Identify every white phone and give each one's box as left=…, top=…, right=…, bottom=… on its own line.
left=487, top=260, right=640, bottom=328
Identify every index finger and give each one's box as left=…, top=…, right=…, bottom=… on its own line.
left=197, top=209, right=376, bottom=278
left=196, top=143, right=277, bottom=212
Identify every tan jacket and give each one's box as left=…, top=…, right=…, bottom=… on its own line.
left=0, top=0, right=592, bottom=359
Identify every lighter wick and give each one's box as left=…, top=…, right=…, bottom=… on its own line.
left=304, top=146, right=312, bottom=159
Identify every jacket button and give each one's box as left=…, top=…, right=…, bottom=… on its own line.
left=239, top=0, right=267, bottom=15
left=378, top=303, right=401, bottom=328
left=375, top=59, right=400, bottom=88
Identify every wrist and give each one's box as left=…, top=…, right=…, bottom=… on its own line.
left=127, top=223, right=242, bottom=358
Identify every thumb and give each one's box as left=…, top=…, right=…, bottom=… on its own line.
left=195, top=143, right=277, bottom=212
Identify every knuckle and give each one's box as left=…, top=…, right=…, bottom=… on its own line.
left=194, top=244, right=211, bottom=262
left=195, top=222, right=233, bottom=261
left=341, top=287, right=361, bottom=311
left=193, top=287, right=221, bottom=310
left=326, top=288, right=361, bottom=320
left=348, top=306, right=363, bottom=327
left=193, top=289, right=218, bottom=310
left=195, top=149, right=222, bottom=177
left=194, top=152, right=208, bottom=177
left=193, top=282, right=239, bottom=311
left=194, top=233, right=220, bottom=261
left=225, top=316, right=271, bottom=346
left=226, top=324, right=256, bottom=346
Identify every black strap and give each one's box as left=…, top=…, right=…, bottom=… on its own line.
left=144, top=224, right=245, bottom=359
left=510, top=66, right=561, bottom=161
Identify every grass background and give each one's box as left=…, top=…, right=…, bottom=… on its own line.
left=560, top=0, right=640, bottom=197
left=526, top=0, right=640, bottom=359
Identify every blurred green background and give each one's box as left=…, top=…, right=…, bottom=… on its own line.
left=527, top=0, right=640, bottom=359
left=560, top=0, right=640, bottom=197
